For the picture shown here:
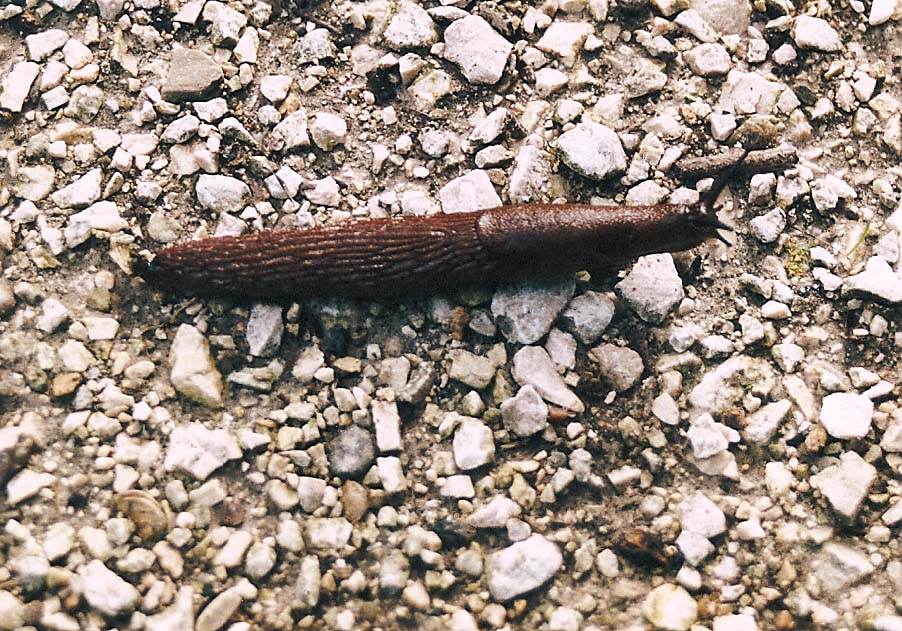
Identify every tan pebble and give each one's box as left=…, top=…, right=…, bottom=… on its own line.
left=341, top=480, right=369, bottom=523
left=51, top=372, right=82, bottom=398
left=773, top=609, right=795, bottom=630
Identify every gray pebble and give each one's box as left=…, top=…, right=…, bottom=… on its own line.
left=811, top=451, right=876, bottom=520
left=443, top=15, right=512, bottom=85
left=501, top=385, right=549, bottom=437
left=196, top=175, right=251, bottom=214
left=589, top=344, right=644, bottom=392
left=508, top=145, right=554, bottom=204
left=492, top=277, right=575, bottom=344
left=161, top=48, right=222, bottom=103
left=447, top=349, right=495, bottom=389
left=615, top=254, right=685, bottom=324
left=556, top=123, right=627, bottom=181
left=511, top=346, right=584, bottom=414
left=749, top=208, right=786, bottom=244
left=384, top=1, right=437, bottom=51
left=453, top=419, right=495, bottom=470
left=246, top=304, right=283, bottom=357
left=298, top=28, right=335, bottom=64
left=485, top=535, right=563, bottom=601
left=328, top=426, right=375, bottom=478
left=560, top=290, right=614, bottom=345
left=439, top=169, right=501, bottom=213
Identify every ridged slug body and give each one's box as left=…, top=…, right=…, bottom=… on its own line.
left=137, top=202, right=731, bottom=301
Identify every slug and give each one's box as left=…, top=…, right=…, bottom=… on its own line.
left=137, top=152, right=751, bottom=301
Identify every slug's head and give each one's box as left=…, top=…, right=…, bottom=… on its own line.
left=648, top=146, right=756, bottom=254
left=615, top=204, right=732, bottom=259
left=685, top=207, right=734, bottom=247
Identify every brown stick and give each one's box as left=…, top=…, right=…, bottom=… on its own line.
left=675, top=146, right=798, bottom=180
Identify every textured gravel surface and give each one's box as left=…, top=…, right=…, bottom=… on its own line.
left=2, top=1, right=902, bottom=630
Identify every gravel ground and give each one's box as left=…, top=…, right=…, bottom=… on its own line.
left=2, top=0, right=902, bottom=630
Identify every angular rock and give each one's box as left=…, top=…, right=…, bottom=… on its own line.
left=679, top=492, right=726, bottom=538
left=453, top=419, right=495, bottom=470
left=202, top=1, right=247, bottom=47
left=811, top=451, right=876, bottom=520
left=309, top=112, right=347, bottom=151
left=508, top=145, right=554, bottom=203
left=842, top=256, right=902, bottom=304
left=162, top=48, right=223, bottom=103
left=501, top=385, right=549, bottom=437
left=377, top=456, right=407, bottom=494
left=511, top=346, right=584, bottom=414
left=485, top=535, right=563, bottom=601
left=51, top=168, right=102, bottom=209
left=164, top=423, right=241, bottom=481
left=169, top=324, right=223, bottom=408
left=749, top=208, right=786, bottom=244
left=0, top=62, right=40, bottom=112
left=439, top=169, right=502, bottom=213
left=273, top=109, right=310, bottom=151
left=6, top=469, right=55, bottom=505
left=373, top=399, right=402, bottom=452
left=447, top=349, right=495, bottom=389
left=443, top=15, right=512, bottom=85
left=13, top=165, right=56, bottom=201
left=560, top=291, right=614, bottom=345
left=556, top=123, right=627, bottom=181
left=304, top=518, right=353, bottom=549
left=616, top=254, right=685, bottom=324
left=588, top=344, right=644, bottom=392
left=246, top=303, right=283, bottom=357
left=792, top=16, right=842, bottom=52
left=492, top=277, right=575, bottom=344
left=79, top=560, right=140, bottom=617
left=687, top=415, right=731, bottom=459
left=688, top=0, right=750, bottom=35
left=812, top=542, right=874, bottom=593
left=683, top=43, right=731, bottom=77
left=26, top=29, right=69, bottom=61
left=535, top=22, right=593, bottom=67
left=196, top=174, right=251, bottom=214
left=384, top=1, right=437, bottom=50
left=742, top=399, right=792, bottom=444
left=819, top=392, right=873, bottom=439
left=468, top=495, right=521, bottom=529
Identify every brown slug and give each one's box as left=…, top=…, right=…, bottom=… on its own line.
left=137, top=152, right=752, bottom=301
